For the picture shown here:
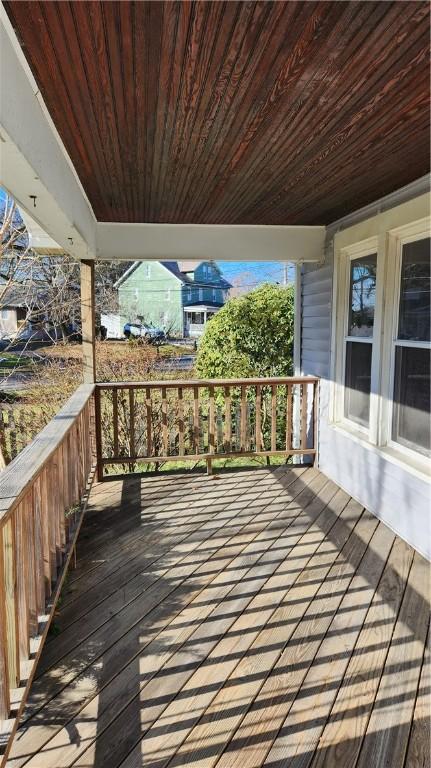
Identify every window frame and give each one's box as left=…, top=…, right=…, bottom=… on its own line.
left=333, top=236, right=383, bottom=442
left=382, top=220, right=430, bottom=461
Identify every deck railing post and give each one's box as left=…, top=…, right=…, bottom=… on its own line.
left=80, top=260, right=96, bottom=385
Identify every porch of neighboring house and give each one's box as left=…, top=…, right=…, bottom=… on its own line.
left=184, top=305, right=219, bottom=338
left=5, top=465, right=429, bottom=768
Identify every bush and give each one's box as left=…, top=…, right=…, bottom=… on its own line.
left=196, top=283, right=294, bottom=379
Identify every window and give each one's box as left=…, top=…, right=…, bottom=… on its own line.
left=333, top=219, right=430, bottom=468
left=343, top=253, right=377, bottom=428
left=199, top=288, right=203, bottom=302
left=212, top=288, right=218, bottom=302
left=391, top=237, right=430, bottom=456
left=165, top=288, right=171, bottom=302
left=187, top=287, right=192, bottom=301
left=145, top=264, right=151, bottom=278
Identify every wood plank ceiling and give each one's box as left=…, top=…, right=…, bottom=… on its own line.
left=4, top=1, right=430, bottom=225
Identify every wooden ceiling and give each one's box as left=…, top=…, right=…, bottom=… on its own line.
left=4, top=1, right=430, bottom=225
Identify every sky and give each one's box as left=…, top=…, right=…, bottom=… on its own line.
left=217, top=261, right=293, bottom=287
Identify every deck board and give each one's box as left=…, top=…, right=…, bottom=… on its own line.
left=6, top=466, right=430, bottom=768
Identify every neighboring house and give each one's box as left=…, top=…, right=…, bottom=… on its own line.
left=298, top=179, right=430, bottom=560
left=0, top=285, right=73, bottom=343
left=0, top=290, right=27, bottom=340
left=116, top=260, right=231, bottom=337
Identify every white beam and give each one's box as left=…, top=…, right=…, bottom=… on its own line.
left=0, top=11, right=96, bottom=260
left=96, top=222, right=325, bottom=262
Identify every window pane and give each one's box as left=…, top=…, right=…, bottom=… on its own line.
left=348, top=254, right=377, bottom=337
left=398, top=238, right=430, bottom=341
left=392, top=346, right=430, bottom=455
left=344, top=341, right=372, bottom=427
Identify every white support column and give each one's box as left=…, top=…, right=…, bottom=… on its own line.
left=293, top=262, right=302, bottom=462
left=80, top=260, right=96, bottom=384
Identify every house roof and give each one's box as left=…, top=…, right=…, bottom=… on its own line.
left=115, top=260, right=232, bottom=289
left=0, top=284, right=40, bottom=308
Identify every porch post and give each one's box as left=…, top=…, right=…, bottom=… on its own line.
left=80, top=259, right=96, bottom=383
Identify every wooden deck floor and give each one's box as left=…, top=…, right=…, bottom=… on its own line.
left=6, top=466, right=430, bottom=768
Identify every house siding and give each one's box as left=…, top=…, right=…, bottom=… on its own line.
left=301, top=185, right=431, bottom=560
left=119, top=261, right=184, bottom=335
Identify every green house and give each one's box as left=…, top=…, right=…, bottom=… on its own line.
left=116, top=260, right=231, bottom=338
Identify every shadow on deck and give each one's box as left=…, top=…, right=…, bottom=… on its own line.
left=6, top=466, right=430, bottom=768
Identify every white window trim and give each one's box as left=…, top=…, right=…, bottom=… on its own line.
left=332, top=235, right=382, bottom=443
left=331, top=216, right=430, bottom=475
left=381, top=218, right=430, bottom=462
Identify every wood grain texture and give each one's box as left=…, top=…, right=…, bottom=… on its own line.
left=5, top=467, right=429, bottom=768
left=4, top=1, right=430, bottom=225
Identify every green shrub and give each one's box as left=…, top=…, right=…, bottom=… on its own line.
left=196, top=283, right=294, bottom=379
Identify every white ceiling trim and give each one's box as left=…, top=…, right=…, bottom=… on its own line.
left=96, top=222, right=325, bottom=262
left=0, top=11, right=96, bottom=260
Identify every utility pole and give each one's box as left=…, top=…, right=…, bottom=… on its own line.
left=283, top=262, right=289, bottom=286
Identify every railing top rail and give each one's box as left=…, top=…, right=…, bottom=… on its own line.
left=96, top=376, right=319, bottom=390
left=0, top=383, right=95, bottom=524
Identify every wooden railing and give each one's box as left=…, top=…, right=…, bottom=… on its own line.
left=0, top=384, right=95, bottom=761
left=95, top=377, right=318, bottom=477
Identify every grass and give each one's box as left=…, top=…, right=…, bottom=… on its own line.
left=103, top=454, right=290, bottom=478
left=0, top=352, right=34, bottom=371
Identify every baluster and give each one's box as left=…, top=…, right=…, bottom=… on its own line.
left=255, top=385, right=262, bottom=452
left=208, top=385, right=215, bottom=455
left=57, top=441, right=66, bottom=555
left=112, top=388, right=119, bottom=458
left=0, top=525, right=10, bottom=720
left=145, top=387, right=152, bottom=457
left=15, top=502, right=30, bottom=664
left=3, top=516, right=19, bottom=689
left=39, top=467, right=51, bottom=598
left=285, top=383, right=292, bottom=451
left=224, top=385, right=231, bottom=453
left=240, top=385, right=247, bottom=452
left=129, top=389, right=135, bottom=458
left=33, top=476, right=45, bottom=614
left=313, top=380, right=318, bottom=457
left=193, top=387, right=199, bottom=454
left=271, top=384, right=277, bottom=452
left=162, top=387, right=168, bottom=456
left=301, top=382, right=308, bottom=449
left=207, top=385, right=215, bottom=474
left=178, top=387, right=184, bottom=456
left=25, top=495, right=38, bottom=638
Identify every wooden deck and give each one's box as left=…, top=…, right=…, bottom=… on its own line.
left=6, top=466, right=430, bottom=768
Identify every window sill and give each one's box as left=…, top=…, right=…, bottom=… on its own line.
left=330, top=421, right=431, bottom=482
